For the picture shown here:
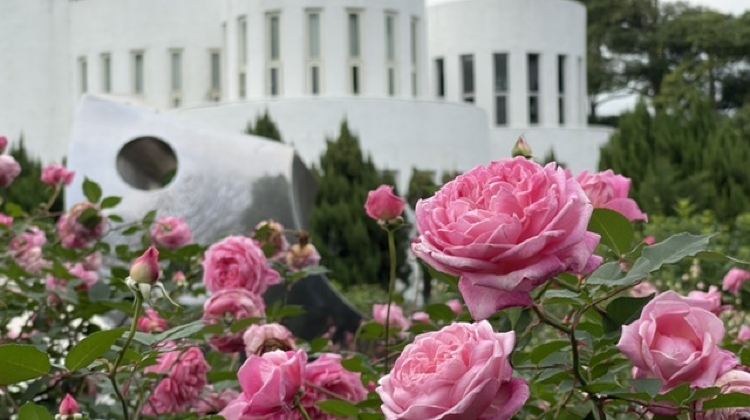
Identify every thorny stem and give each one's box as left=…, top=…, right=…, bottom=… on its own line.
left=109, top=293, right=143, bottom=419
left=383, top=228, right=398, bottom=373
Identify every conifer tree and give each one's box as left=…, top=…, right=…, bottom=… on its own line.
left=245, top=110, right=283, bottom=142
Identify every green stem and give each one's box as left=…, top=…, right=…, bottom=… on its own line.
left=110, top=293, right=143, bottom=419
left=384, top=228, right=397, bottom=373
left=295, top=394, right=312, bottom=420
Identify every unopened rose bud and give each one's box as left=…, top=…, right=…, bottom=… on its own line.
left=365, top=185, right=406, bottom=222
left=57, top=393, right=81, bottom=419
left=511, top=136, right=533, bottom=159
left=0, top=136, right=8, bottom=154
left=130, top=246, right=160, bottom=284
left=172, top=270, right=186, bottom=285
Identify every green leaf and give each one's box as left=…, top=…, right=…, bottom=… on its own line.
left=267, top=304, right=306, bottom=321
left=101, top=196, right=123, bottom=209
left=531, top=340, right=570, bottom=364
left=142, top=210, right=157, bottom=225
left=149, top=320, right=206, bottom=345
left=588, top=209, right=634, bottom=256
left=633, top=378, right=662, bottom=398
left=317, top=399, right=360, bottom=417
left=309, top=337, right=329, bottom=353
left=0, top=344, right=52, bottom=385
left=424, top=264, right=458, bottom=289
left=207, top=371, right=237, bottom=383
left=358, top=322, right=386, bottom=341
left=82, top=177, right=102, bottom=203
left=703, top=392, right=750, bottom=410
left=603, top=294, right=654, bottom=332
left=108, top=214, right=125, bottom=223
left=543, top=289, right=584, bottom=305
left=425, top=303, right=455, bottom=323
left=5, top=202, right=25, bottom=218
left=66, top=328, right=126, bottom=371
left=342, top=355, right=368, bottom=373
left=18, top=403, right=53, bottom=420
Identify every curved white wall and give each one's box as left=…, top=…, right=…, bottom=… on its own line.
left=223, top=0, right=427, bottom=100
left=179, top=97, right=489, bottom=190
left=69, top=0, right=223, bottom=110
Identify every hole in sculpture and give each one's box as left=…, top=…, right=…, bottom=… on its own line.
left=116, top=137, right=178, bottom=190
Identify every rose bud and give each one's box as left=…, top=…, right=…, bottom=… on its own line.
left=511, top=136, right=533, bottom=158
left=130, top=246, right=160, bottom=285
left=58, top=393, right=81, bottom=419
left=365, top=185, right=406, bottom=222
left=0, top=136, right=8, bottom=154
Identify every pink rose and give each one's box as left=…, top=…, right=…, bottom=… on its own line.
left=202, top=236, right=281, bottom=294
left=738, top=325, right=750, bottom=343
left=576, top=170, right=648, bottom=222
left=172, top=271, right=187, bottom=285
left=643, top=236, right=656, bottom=246
left=0, top=136, right=8, bottom=153
left=697, top=369, right=750, bottom=419
left=137, top=308, right=169, bottom=333
left=41, top=164, right=75, bottom=187
left=286, top=243, right=321, bottom=271
left=243, top=323, right=296, bottom=356
left=10, top=228, right=49, bottom=274
left=618, top=291, right=737, bottom=392
left=0, top=213, right=13, bottom=227
left=57, top=203, right=108, bottom=249
left=203, top=288, right=266, bottom=353
left=82, top=252, right=102, bottom=271
left=365, top=185, right=406, bottom=221
left=687, top=286, right=727, bottom=315
left=254, top=219, right=289, bottom=260
left=144, top=347, right=210, bottom=416
left=220, top=350, right=307, bottom=420
left=302, top=353, right=368, bottom=419
left=373, top=303, right=411, bottom=331
left=412, top=158, right=602, bottom=320
left=0, top=155, right=21, bottom=188
left=723, top=268, right=750, bottom=295
left=377, top=321, right=529, bottom=419
left=446, top=299, right=463, bottom=316
left=67, top=263, right=99, bottom=290
left=630, top=282, right=658, bottom=298
left=151, top=216, right=193, bottom=250
left=58, top=393, right=81, bottom=416
left=130, top=246, right=160, bottom=285
left=411, top=311, right=431, bottom=324
left=194, top=388, right=240, bottom=416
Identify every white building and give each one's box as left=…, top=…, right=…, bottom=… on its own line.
left=0, top=0, right=610, bottom=190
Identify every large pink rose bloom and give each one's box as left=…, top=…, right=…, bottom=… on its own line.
left=412, top=157, right=601, bottom=320
left=373, top=303, right=411, bottom=331
left=151, top=216, right=193, bottom=250
left=697, top=369, right=750, bottom=419
left=57, top=203, right=108, bottom=249
left=41, top=164, right=75, bottom=187
left=202, top=236, right=281, bottom=294
left=576, top=170, right=648, bottom=222
left=203, top=288, right=266, bottom=353
left=723, top=268, right=750, bottom=295
left=243, top=323, right=296, bottom=356
left=365, top=185, right=406, bottom=221
left=10, top=227, right=49, bottom=274
left=377, top=321, right=529, bottom=420
left=302, top=353, right=368, bottom=419
left=617, top=291, right=737, bottom=392
left=144, top=347, right=210, bottom=416
left=220, top=350, right=307, bottom=420
left=0, top=155, right=21, bottom=188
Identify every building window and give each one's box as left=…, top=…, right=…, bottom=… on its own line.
left=460, top=54, right=474, bottom=103
left=101, top=54, right=111, bottom=93
left=266, top=12, right=281, bottom=96
left=494, top=53, right=509, bottom=126
left=78, top=57, right=87, bottom=94
left=237, top=16, right=247, bottom=98
left=385, top=12, right=397, bottom=96
left=170, top=49, right=183, bottom=107
left=306, top=10, right=321, bottom=95
left=435, top=57, right=445, bottom=98
left=348, top=11, right=362, bottom=95
left=558, top=55, right=566, bottom=125
left=528, top=53, right=540, bottom=125
left=132, top=51, right=144, bottom=95
left=209, top=50, right=221, bottom=101
left=410, top=17, right=419, bottom=97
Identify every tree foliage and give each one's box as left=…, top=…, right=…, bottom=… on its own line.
left=5, top=138, right=63, bottom=214
left=245, top=110, right=283, bottom=142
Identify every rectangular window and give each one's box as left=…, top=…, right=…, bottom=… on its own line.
left=435, top=57, right=445, bottom=98
left=385, top=13, right=397, bottom=96
left=238, top=16, right=247, bottom=98
left=348, top=11, right=363, bottom=95
left=266, top=12, right=281, bottom=96
left=528, top=53, right=540, bottom=125
left=210, top=50, right=221, bottom=101
left=494, top=53, right=508, bottom=126
left=170, top=49, right=182, bottom=107
left=558, top=54, right=566, bottom=125
left=307, top=10, right=322, bottom=95
left=410, top=17, right=419, bottom=97
left=79, top=57, right=87, bottom=94
left=460, top=54, right=474, bottom=103
left=132, top=51, right=144, bottom=95
left=101, top=54, right=111, bottom=93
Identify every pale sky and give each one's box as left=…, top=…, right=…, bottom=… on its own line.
left=666, top=0, right=750, bottom=14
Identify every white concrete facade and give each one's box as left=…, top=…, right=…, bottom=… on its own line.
left=0, top=0, right=610, bottom=185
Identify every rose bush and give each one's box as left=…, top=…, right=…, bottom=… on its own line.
left=2, top=143, right=750, bottom=420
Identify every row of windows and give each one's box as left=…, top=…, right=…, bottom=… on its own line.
left=78, top=50, right=222, bottom=107
left=237, top=10, right=420, bottom=98
left=435, top=53, right=577, bottom=127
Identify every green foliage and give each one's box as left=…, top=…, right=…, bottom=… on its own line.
left=245, top=110, right=283, bottom=142
left=5, top=138, right=63, bottom=214
left=310, top=121, right=409, bottom=289
left=0, top=344, right=52, bottom=385
left=406, top=168, right=438, bottom=208
left=65, top=327, right=126, bottom=371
